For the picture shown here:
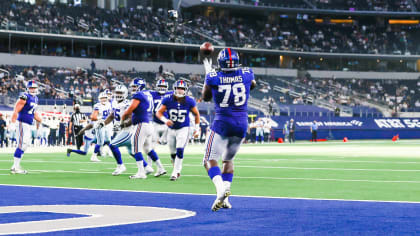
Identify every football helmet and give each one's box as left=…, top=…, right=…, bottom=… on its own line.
left=114, top=85, right=128, bottom=103
left=217, top=48, right=240, bottom=71
left=173, top=80, right=188, bottom=98
left=130, top=77, right=146, bottom=94
left=26, top=80, right=39, bottom=96
left=156, top=79, right=169, bottom=95
left=98, top=92, right=108, bottom=105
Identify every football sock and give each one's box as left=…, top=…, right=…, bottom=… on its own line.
left=72, top=150, right=87, bottom=155
left=174, top=157, right=183, bottom=174
left=222, top=173, right=233, bottom=191
left=94, top=144, right=101, bottom=154
left=148, top=150, right=164, bottom=169
left=148, top=150, right=159, bottom=161
left=109, top=144, right=123, bottom=165
left=208, top=166, right=224, bottom=198
left=136, top=160, right=145, bottom=174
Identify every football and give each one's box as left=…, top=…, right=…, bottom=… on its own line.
left=200, top=42, right=214, bottom=56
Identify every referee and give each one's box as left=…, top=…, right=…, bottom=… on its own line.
left=69, top=104, right=85, bottom=149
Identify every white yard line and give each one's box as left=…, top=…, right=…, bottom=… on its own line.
left=236, top=159, right=420, bottom=164
left=2, top=159, right=420, bottom=172
left=2, top=169, right=420, bottom=184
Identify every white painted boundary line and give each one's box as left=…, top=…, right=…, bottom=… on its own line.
left=236, top=159, right=420, bottom=164
left=1, top=183, right=420, bottom=205
left=2, top=158, right=420, bottom=172
left=2, top=169, right=420, bottom=184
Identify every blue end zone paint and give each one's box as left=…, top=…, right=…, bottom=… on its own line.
left=0, top=212, right=88, bottom=224
left=1, top=185, right=420, bottom=235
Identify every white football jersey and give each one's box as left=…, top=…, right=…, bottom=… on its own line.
left=255, top=120, right=264, bottom=129
left=113, top=99, right=131, bottom=130
left=93, top=102, right=112, bottom=121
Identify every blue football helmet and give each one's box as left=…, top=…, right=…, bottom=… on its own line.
left=173, top=80, right=188, bottom=98
left=156, top=79, right=169, bottom=95
left=26, top=80, right=39, bottom=96
left=130, top=77, right=146, bottom=93
left=217, top=48, right=240, bottom=71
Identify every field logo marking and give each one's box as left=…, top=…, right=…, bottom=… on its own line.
left=0, top=205, right=195, bottom=235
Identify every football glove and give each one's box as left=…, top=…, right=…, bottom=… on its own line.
left=203, top=57, right=213, bottom=74
left=94, top=120, right=105, bottom=129
left=113, top=123, right=121, bottom=132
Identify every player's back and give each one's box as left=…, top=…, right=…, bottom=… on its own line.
left=17, top=92, right=38, bottom=124
left=131, top=90, right=151, bottom=125
left=150, top=90, right=173, bottom=124
left=205, top=67, right=254, bottom=121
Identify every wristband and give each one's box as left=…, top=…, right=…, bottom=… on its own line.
left=160, top=117, right=169, bottom=123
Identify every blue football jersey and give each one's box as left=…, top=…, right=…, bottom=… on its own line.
left=150, top=90, right=173, bottom=124
left=131, top=91, right=152, bottom=125
left=205, top=67, right=254, bottom=121
left=17, top=92, right=38, bottom=125
left=161, top=95, right=196, bottom=130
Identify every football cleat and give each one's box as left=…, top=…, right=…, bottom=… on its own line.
left=10, top=167, right=27, bottom=175
left=145, top=165, right=154, bottom=175
left=170, top=173, right=180, bottom=181
left=129, top=173, right=147, bottom=179
left=66, top=148, right=72, bottom=157
left=154, top=168, right=167, bottom=177
left=211, top=191, right=231, bottom=212
left=222, top=193, right=232, bottom=209
left=112, top=165, right=127, bottom=176
left=211, top=199, right=223, bottom=212
left=90, top=156, right=101, bottom=162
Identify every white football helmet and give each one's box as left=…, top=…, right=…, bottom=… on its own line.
left=114, top=85, right=128, bottom=103
left=98, top=92, right=108, bottom=105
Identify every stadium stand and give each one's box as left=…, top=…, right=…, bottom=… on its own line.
left=0, top=0, right=419, bottom=55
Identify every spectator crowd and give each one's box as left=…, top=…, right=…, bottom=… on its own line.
left=0, top=0, right=418, bottom=56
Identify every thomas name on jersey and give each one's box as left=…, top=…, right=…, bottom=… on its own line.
left=218, top=76, right=243, bottom=84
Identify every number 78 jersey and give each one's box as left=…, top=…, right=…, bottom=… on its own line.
left=205, top=67, right=254, bottom=120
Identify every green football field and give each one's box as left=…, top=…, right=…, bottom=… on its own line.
left=1, top=140, right=420, bottom=202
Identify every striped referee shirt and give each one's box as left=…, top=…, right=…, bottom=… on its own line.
left=71, top=112, right=85, bottom=127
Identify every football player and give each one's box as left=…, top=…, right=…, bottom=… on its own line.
left=101, top=84, right=162, bottom=176
left=156, top=80, right=200, bottom=181
left=148, top=79, right=173, bottom=163
left=66, top=120, right=97, bottom=157
left=10, top=80, right=42, bottom=174
left=255, top=117, right=264, bottom=144
left=90, top=92, right=112, bottom=162
left=202, top=48, right=256, bottom=211
left=121, top=78, right=165, bottom=179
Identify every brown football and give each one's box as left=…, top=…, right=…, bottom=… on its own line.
left=200, top=42, right=214, bottom=56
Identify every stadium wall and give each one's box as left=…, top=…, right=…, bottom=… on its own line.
left=271, top=116, right=420, bottom=140
left=307, top=70, right=420, bottom=80
left=0, top=53, right=297, bottom=76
